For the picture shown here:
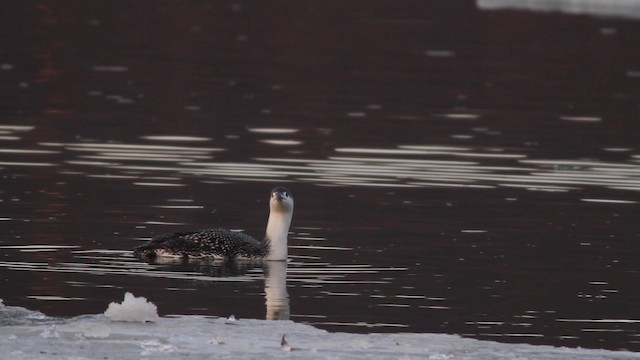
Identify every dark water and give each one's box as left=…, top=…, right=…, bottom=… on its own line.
left=1, top=0, right=640, bottom=352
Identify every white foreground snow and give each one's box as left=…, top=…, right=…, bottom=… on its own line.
left=0, top=297, right=638, bottom=360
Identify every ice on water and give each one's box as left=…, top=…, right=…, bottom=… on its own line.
left=0, top=294, right=638, bottom=360
left=104, top=292, right=159, bottom=322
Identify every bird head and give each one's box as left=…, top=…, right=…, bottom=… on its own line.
left=270, top=186, right=294, bottom=213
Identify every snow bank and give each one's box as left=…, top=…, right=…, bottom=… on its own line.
left=1, top=314, right=638, bottom=359
left=104, top=292, right=159, bottom=322
left=0, top=296, right=637, bottom=359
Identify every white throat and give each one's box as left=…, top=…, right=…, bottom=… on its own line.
left=264, top=207, right=292, bottom=261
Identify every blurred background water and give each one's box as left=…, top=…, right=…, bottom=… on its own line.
left=0, top=0, right=639, bottom=351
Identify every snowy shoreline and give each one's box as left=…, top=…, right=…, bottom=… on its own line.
left=2, top=315, right=638, bottom=360
left=1, top=295, right=638, bottom=360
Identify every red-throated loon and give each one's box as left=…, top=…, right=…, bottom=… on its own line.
left=133, top=187, right=293, bottom=261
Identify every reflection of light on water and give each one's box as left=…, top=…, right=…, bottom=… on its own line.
left=320, top=292, right=359, bottom=296
left=61, top=142, right=223, bottom=152
left=259, top=140, right=302, bottom=146
left=153, top=205, right=204, bottom=209
left=312, top=321, right=409, bottom=329
left=87, top=174, right=138, bottom=179
left=164, top=152, right=637, bottom=189
left=473, top=333, right=545, bottom=338
left=82, top=152, right=209, bottom=162
left=27, top=296, right=85, bottom=301
left=0, top=162, right=56, bottom=167
left=556, top=319, right=640, bottom=324
left=134, top=182, right=186, bottom=187
left=141, top=135, right=211, bottom=142
left=24, top=138, right=640, bottom=193
left=438, top=113, right=480, bottom=120
left=0, top=258, right=257, bottom=283
left=287, top=261, right=407, bottom=285
left=0, top=124, right=35, bottom=140
left=580, top=198, right=637, bottom=204
left=66, top=160, right=115, bottom=167
left=45, top=142, right=224, bottom=165
left=335, top=148, right=430, bottom=155
left=0, top=149, right=59, bottom=154
left=247, top=127, right=298, bottom=134
left=0, top=245, right=80, bottom=252
left=292, top=236, right=326, bottom=241
left=289, top=245, right=353, bottom=251
left=400, top=146, right=527, bottom=159
left=559, top=116, right=602, bottom=123
left=143, top=220, right=185, bottom=226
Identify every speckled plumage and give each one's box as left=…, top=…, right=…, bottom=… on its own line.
left=133, top=187, right=294, bottom=260
left=133, top=229, right=270, bottom=259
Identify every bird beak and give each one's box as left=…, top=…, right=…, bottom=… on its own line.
left=273, top=192, right=284, bottom=201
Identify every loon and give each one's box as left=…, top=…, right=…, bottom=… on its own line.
left=133, top=187, right=294, bottom=261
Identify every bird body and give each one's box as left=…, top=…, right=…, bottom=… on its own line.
left=133, top=187, right=294, bottom=261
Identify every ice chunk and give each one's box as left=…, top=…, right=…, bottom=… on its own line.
left=0, top=302, right=48, bottom=325
left=104, top=292, right=159, bottom=322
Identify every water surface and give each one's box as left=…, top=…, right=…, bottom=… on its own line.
left=1, top=1, right=639, bottom=351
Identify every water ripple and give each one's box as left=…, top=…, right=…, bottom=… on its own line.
left=35, top=140, right=639, bottom=193
left=1, top=127, right=637, bottom=193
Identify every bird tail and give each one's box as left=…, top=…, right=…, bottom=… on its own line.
left=132, top=231, right=197, bottom=258
left=132, top=243, right=158, bottom=258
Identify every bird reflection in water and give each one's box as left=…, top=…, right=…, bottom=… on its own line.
left=264, top=261, right=289, bottom=320
left=137, top=256, right=289, bottom=320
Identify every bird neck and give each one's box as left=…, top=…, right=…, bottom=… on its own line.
left=264, top=209, right=292, bottom=261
